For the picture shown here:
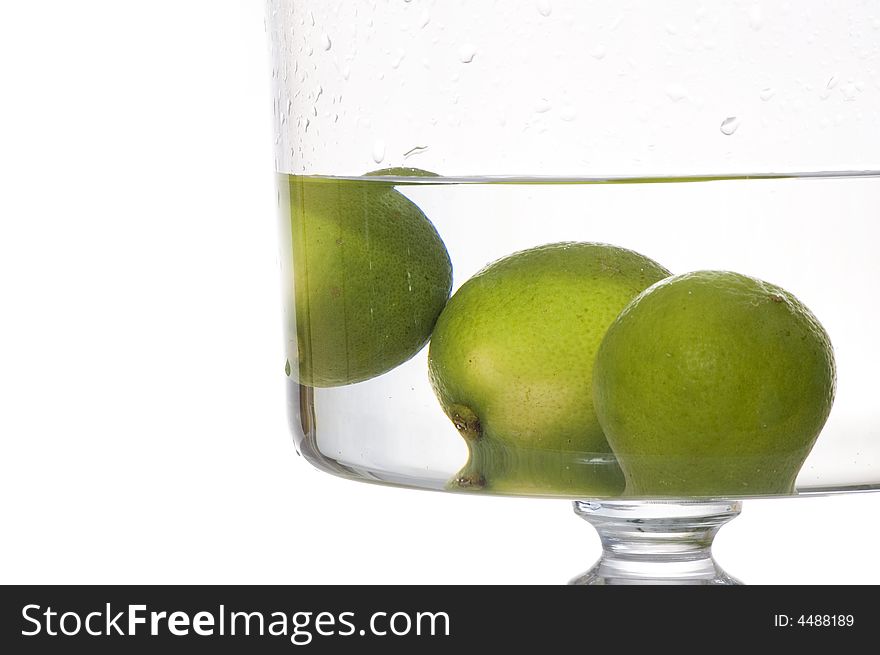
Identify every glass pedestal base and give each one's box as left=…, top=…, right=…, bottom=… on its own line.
left=570, top=500, right=743, bottom=585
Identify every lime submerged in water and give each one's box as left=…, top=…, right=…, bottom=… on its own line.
left=593, top=270, right=836, bottom=497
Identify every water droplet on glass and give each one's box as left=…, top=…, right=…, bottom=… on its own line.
left=372, top=140, right=386, bottom=163
left=320, top=33, right=332, bottom=51
left=534, top=98, right=552, bottom=113
left=591, top=44, right=607, bottom=60
left=458, top=44, right=477, bottom=63
left=342, top=65, right=351, bottom=80
left=720, top=116, right=740, bottom=135
left=285, top=360, right=291, bottom=377
left=536, top=0, right=552, bottom=17
left=404, top=145, right=429, bottom=159
left=759, top=87, right=775, bottom=101
left=819, top=74, right=839, bottom=100
left=559, top=105, right=577, bottom=121
left=748, top=5, right=763, bottom=30
left=419, top=10, right=431, bottom=28
left=841, top=81, right=858, bottom=101
left=665, top=84, right=687, bottom=101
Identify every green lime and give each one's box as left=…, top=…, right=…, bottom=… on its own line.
left=290, top=175, right=452, bottom=387
left=428, top=242, right=671, bottom=496
left=364, top=167, right=440, bottom=178
left=593, top=271, right=836, bottom=497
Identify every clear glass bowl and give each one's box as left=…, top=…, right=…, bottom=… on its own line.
left=267, top=0, right=880, bottom=583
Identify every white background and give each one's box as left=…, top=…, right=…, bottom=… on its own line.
left=0, top=0, right=878, bottom=585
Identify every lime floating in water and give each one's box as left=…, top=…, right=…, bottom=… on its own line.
left=290, top=174, right=452, bottom=387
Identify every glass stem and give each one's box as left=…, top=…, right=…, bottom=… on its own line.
left=570, top=500, right=743, bottom=585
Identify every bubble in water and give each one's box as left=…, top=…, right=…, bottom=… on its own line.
left=720, top=116, right=740, bottom=135
left=320, top=33, right=332, bottom=51
left=665, top=84, right=687, bottom=101
left=536, top=0, right=552, bottom=17
left=372, top=140, right=386, bottom=163
left=759, top=87, right=776, bottom=101
left=591, top=44, right=607, bottom=60
left=458, top=44, right=477, bottom=63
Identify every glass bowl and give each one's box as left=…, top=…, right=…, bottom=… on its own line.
left=267, top=0, right=880, bottom=583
